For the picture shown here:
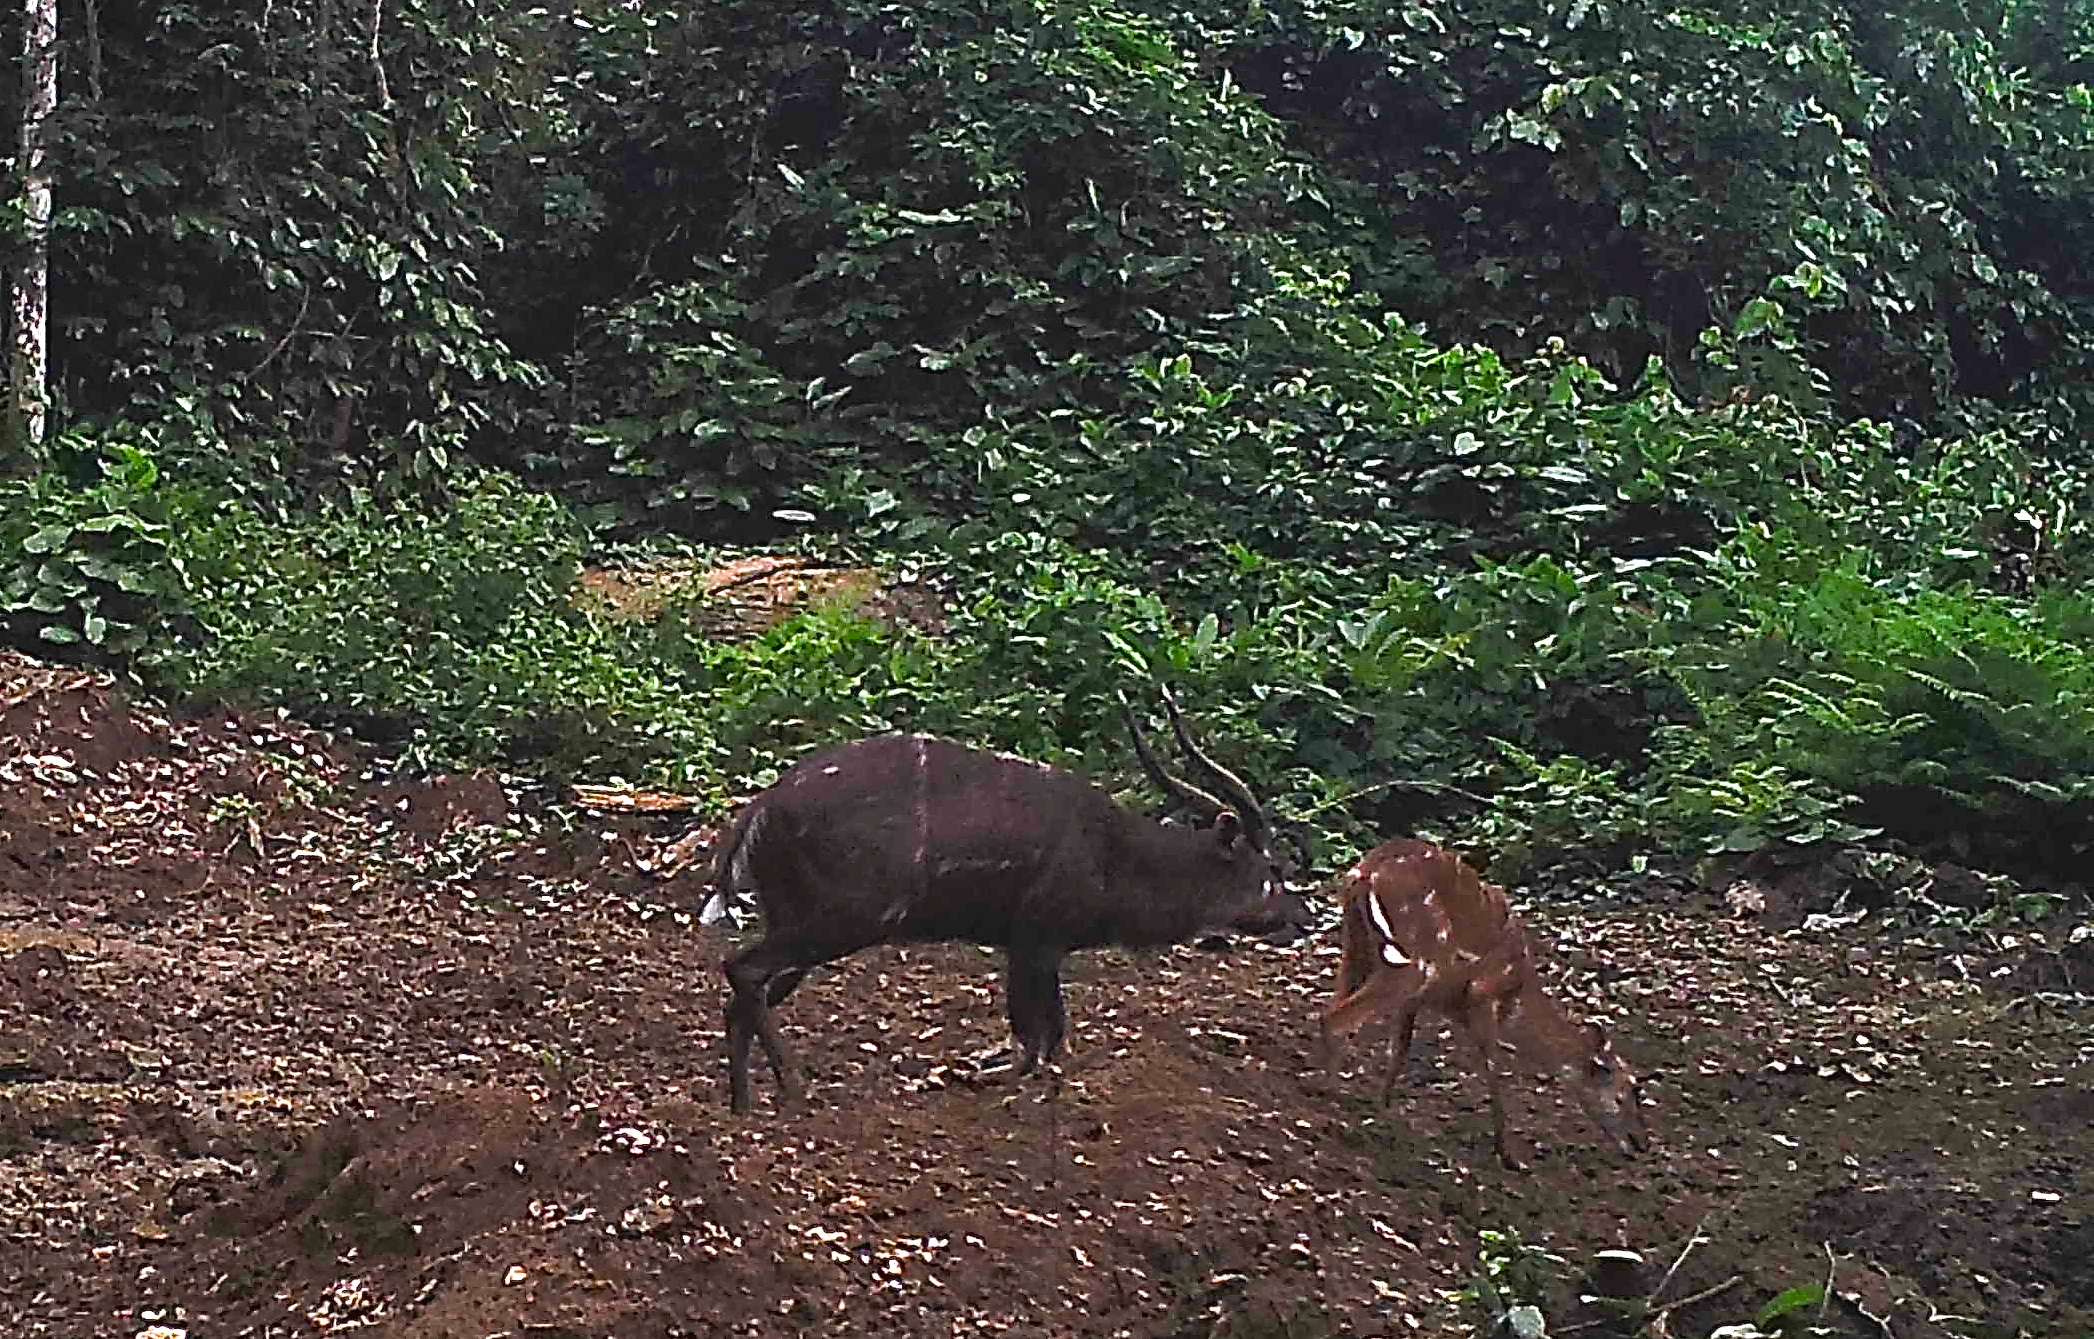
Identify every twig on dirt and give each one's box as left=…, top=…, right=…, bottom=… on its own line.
left=0, top=660, right=93, bottom=712
left=1649, top=1208, right=1716, bottom=1305
left=1920, top=1297, right=1984, bottom=1328
left=1838, top=1291, right=1896, bottom=1339
left=1649, top=1274, right=1742, bottom=1329
left=1559, top=1216, right=1730, bottom=1338
left=1563, top=1272, right=1745, bottom=1339
left=1812, top=1244, right=1899, bottom=1339
left=572, top=784, right=702, bottom=814
left=1821, top=1241, right=1839, bottom=1321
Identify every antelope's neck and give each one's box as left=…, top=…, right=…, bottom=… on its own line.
left=1498, top=974, right=1592, bottom=1069
left=1109, top=823, right=1242, bottom=946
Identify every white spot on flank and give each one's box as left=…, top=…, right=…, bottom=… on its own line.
left=822, top=764, right=841, bottom=775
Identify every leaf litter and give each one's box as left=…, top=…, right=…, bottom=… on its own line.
left=1, top=650, right=2090, bottom=1337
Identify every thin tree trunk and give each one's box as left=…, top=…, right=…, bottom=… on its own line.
left=10, top=0, right=58, bottom=455
left=81, top=0, right=102, bottom=102
left=367, top=0, right=391, bottom=109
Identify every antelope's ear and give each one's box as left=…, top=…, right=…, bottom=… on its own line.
left=1212, top=810, right=1243, bottom=848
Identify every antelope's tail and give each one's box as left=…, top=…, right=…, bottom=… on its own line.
left=700, top=803, right=764, bottom=928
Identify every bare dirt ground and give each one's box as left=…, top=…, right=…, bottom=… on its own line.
left=3, top=649, right=2091, bottom=1338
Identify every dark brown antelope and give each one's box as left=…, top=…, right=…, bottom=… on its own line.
left=706, top=689, right=1304, bottom=1113
left=1318, top=839, right=1649, bottom=1167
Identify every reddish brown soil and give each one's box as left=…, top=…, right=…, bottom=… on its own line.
left=2, top=650, right=2090, bottom=1338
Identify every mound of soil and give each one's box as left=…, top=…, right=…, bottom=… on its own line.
left=2, top=650, right=2090, bottom=1338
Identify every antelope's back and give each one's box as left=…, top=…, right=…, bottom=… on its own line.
left=1347, top=839, right=1521, bottom=961
left=740, top=734, right=1125, bottom=934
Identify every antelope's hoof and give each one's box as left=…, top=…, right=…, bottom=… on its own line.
left=954, top=1045, right=1020, bottom=1085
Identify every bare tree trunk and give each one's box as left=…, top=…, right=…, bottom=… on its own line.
left=10, top=0, right=58, bottom=455
left=81, top=0, right=102, bottom=102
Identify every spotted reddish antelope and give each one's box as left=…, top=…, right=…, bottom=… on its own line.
left=1318, top=839, right=1649, bottom=1167
left=705, top=689, right=1307, bottom=1114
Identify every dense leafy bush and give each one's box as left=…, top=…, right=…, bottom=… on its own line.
left=13, top=0, right=2094, bottom=893
left=0, top=437, right=200, bottom=659
left=49, top=421, right=2073, bottom=887
left=1151, top=0, right=2094, bottom=422
left=162, top=471, right=621, bottom=763
left=25, top=0, right=545, bottom=501
left=151, top=471, right=949, bottom=792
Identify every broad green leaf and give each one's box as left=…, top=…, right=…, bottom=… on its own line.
left=1192, top=612, right=1219, bottom=659
left=22, top=525, right=72, bottom=553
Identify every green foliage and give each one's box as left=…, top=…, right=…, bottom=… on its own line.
left=152, top=471, right=953, bottom=790
left=57, top=397, right=2084, bottom=887
left=1147, top=0, right=2094, bottom=423
left=1460, top=1228, right=1569, bottom=1337
left=563, top=278, right=857, bottom=527
left=0, top=437, right=199, bottom=659
left=18, top=0, right=2094, bottom=893
left=32, top=0, right=2094, bottom=511
left=162, top=471, right=599, bottom=757
left=32, top=0, right=545, bottom=501
left=491, top=0, right=1339, bottom=527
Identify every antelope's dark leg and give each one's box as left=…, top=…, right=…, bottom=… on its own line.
left=766, top=967, right=807, bottom=1008
left=1005, top=944, right=1070, bottom=1188
left=721, top=955, right=758, bottom=1114
left=724, top=940, right=811, bottom=1112
left=1006, top=945, right=1068, bottom=1076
